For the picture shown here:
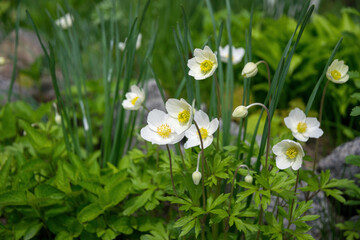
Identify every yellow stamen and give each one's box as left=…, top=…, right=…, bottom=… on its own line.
left=286, top=147, right=298, bottom=159
left=178, top=110, right=190, bottom=124
left=200, top=60, right=214, bottom=74
left=297, top=122, right=307, bottom=133
left=157, top=124, right=171, bottom=138
left=198, top=128, right=208, bottom=139
left=131, top=96, right=139, bottom=105
left=331, top=70, right=341, bottom=80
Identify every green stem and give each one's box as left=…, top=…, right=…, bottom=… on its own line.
left=287, top=170, right=300, bottom=229
left=166, top=144, right=178, bottom=197
left=194, top=121, right=206, bottom=240
left=313, top=80, right=329, bottom=172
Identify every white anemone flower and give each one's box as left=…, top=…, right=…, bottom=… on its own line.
left=55, top=13, right=74, bottom=29
left=272, top=139, right=304, bottom=171
left=166, top=98, right=194, bottom=134
left=187, top=46, right=218, bottom=80
left=119, top=33, right=142, bottom=51
left=326, top=59, right=349, bottom=84
left=140, top=109, right=184, bottom=145
left=184, top=110, right=219, bottom=149
left=219, top=45, right=245, bottom=65
left=122, top=85, right=145, bottom=110
left=284, top=108, right=323, bottom=142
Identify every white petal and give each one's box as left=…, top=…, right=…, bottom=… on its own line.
left=202, top=136, right=213, bottom=149
left=276, top=156, right=292, bottom=170
left=166, top=99, right=182, bottom=117
left=147, top=109, right=166, bottom=127
left=284, top=116, right=297, bottom=131
left=194, top=48, right=207, bottom=63
left=184, top=137, right=200, bottom=149
left=291, top=156, right=303, bottom=170
left=167, top=117, right=190, bottom=134
left=208, top=118, right=219, bottom=135
left=306, top=128, right=323, bottom=138
left=185, top=125, right=197, bottom=138
left=333, top=74, right=349, bottom=84
left=289, top=108, right=306, bottom=122
left=293, top=132, right=309, bottom=142
left=140, top=126, right=154, bottom=142
left=305, top=118, right=320, bottom=128
left=194, top=110, right=210, bottom=129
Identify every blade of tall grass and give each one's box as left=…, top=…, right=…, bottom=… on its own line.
left=7, top=0, right=20, bottom=102
left=222, top=0, right=234, bottom=146
left=251, top=2, right=314, bottom=173
left=305, top=38, right=343, bottom=115
left=26, top=11, right=73, bottom=154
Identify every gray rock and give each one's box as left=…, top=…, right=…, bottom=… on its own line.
left=317, top=137, right=360, bottom=180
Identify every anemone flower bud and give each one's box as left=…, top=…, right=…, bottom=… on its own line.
left=192, top=170, right=202, bottom=185
left=232, top=105, right=248, bottom=118
left=55, top=114, right=62, bottom=125
left=242, top=62, right=258, bottom=78
left=245, top=174, right=253, bottom=184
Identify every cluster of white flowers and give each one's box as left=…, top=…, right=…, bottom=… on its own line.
left=140, top=98, right=219, bottom=149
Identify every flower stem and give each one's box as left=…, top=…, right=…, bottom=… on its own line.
left=194, top=120, right=207, bottom=239
left=214, top=75, right=222, bottom=149
left=313, top=80, right=329, bottom=172
left=247, top=103, right=271, bottom=169
left=177, top=143, right=187, bottom=171
left=166, top=144, right=178, bottom=197
left=256, top=60, right=271, bottom=104
left=224, top=164, right=250, bottom=239
left=287, top=170, right=300, bottom=229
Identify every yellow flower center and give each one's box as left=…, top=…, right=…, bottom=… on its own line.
left=200, top=60, right=214, bottom=74
left=131, top=96, right=139, bottom=105
left=297, top=122, right=307, bottom=133
left=178, top=110, right=190, bottom=124
left=157, top=124, right=171, bottom=138
left=331, top=70, right=341, bottom=80
left=286, top=147, right=298, bottom=159
left=198, top=128, right=208, bottom=139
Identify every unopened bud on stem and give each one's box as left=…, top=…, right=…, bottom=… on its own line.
left=192, top=170, right=202, bottom=185
left=232, top=105, right=248, bottom=118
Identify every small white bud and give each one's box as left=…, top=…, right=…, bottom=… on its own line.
left=242, top=62, right=258, bottom=78
left=245, top=174, right=253, bottom=184
left=192, top=171, right=202, bottom=185
left=232, top=105, right=248, bottom=118
left=55, top=114, right=62, bottom=125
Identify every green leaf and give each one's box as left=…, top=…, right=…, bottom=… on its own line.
left=210, top=209, right=229, bottom=219
left=350, top=106, right=360, bottom=117
left=107, top=216, right=133, bottom=235
left=323, top=189, right=346, bottom=203
left=345, top=155, right=360, bottom=166
left=0, top=104, right=17, bottom=140
left=0, top=190, right=27, bottom=205
left=299, top=215, right=319, bottom=221
left=55, top=231, right=73, bottom=240
left=350, top=93, right=360, bottom=101
left=35, top=184, right=65, bottom=200
left=19, top=119, right=53, bottom=155
left=236, top=189, right=256, bottom=203
left=0, top=157, right=11, bottom=190
left=122, top=188, right=154, bottom=216
left=174, top=216, right=194, bottom=228
left=24, top=222, right=43, bottom=240
left=179, top=219, right=195, bottom=237
left=208, top=193, right=230, bottom=211
left=77, top=203, right=104, bottom=223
